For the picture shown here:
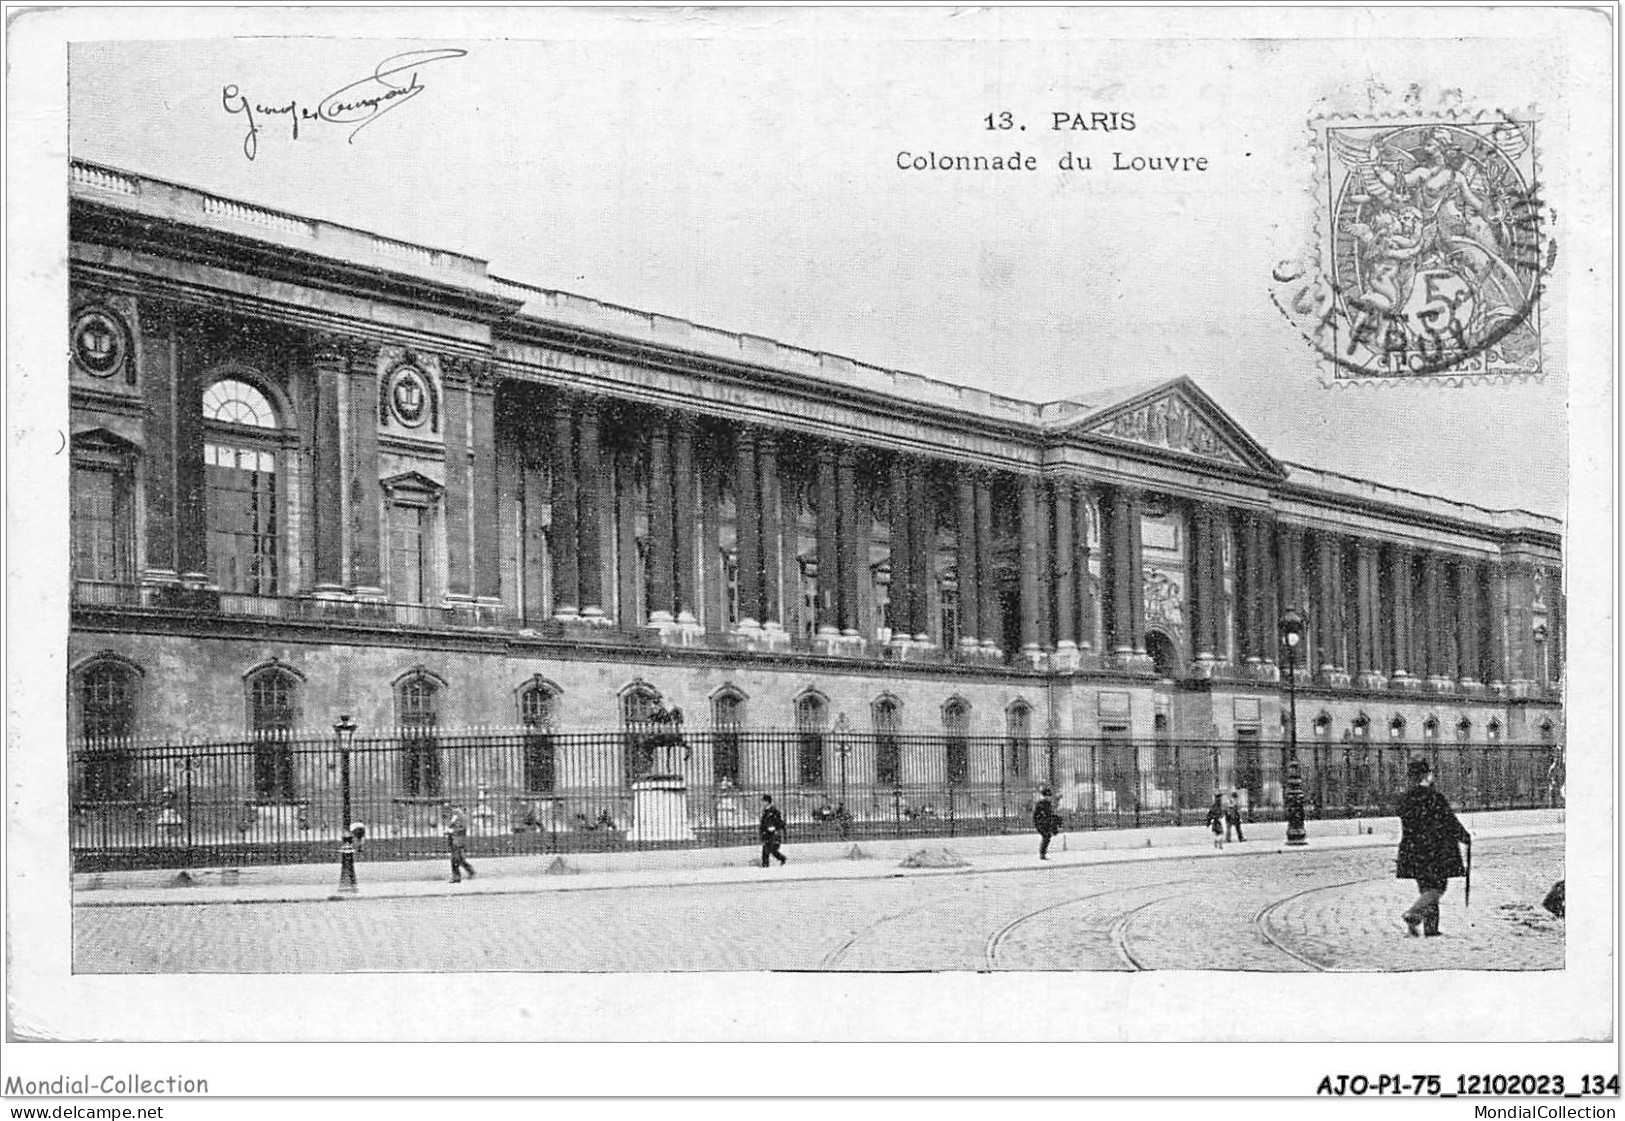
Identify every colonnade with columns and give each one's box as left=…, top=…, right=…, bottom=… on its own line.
left=1277, top=527, right=1555, bottom=695
left=271, top=354, right=1560, bottom=696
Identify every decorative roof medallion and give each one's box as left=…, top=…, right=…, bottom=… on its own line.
left=72, top=307, right=131, bottom=379
left=388, top=366, right=431, bottom=428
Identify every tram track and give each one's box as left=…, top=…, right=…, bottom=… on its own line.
left=1253, top=876, right=1386, bottom=972
left=984, top=878, right=1196, bottom=970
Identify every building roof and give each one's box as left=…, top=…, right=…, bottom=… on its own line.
left=68, top=159, right=1562, bottom=544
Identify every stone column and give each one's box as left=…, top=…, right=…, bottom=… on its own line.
left=733, top=427, right=761, bottom=629
left=346, top=342, right=382, bottom=596
left=469, top=365, right=500, bottom=605
left=955, top=467, right=979, bottom=648
left=1315, top=532, right=1339, bottom=677
left=701, top=432, right=725, bottom=633
left=520, top=435, right=549, bottom=624
left=614, top=443, right=639, bottom=626
left=758, top=431, right=784, bottom=632
left=1073, top=484, right=1094, bottom=653
left=1485, top=561, right=1508, bottom=689
left=138, top=301, right=179, bottom=587
left=816, top=444, right=841, bottom=636
left=170, top=320, right=211, bottom=589
left=311, top=337, right=348, bottom=594
left=975, top=470, right=998, bottom=652
left=908, top=460, right=931, bottom=642
left=1240, top=512, right=1262, bottom=666
left=887, top=456, right=912, bottom=641
left=1106, top=488, right=1132, bottom=656
left=1053, top=479, right=1076, bottom=653
left=1019, top=475, right=1042, bottom=654
left=1421, top=551, right=1447, bottom=687
left=549, top=394, right=578, bottom=619
left=1126, top=490, right=1147, bottom=657
left=1387, top=545, right=1412, bottom=686
left=576, top=397, right=606, bottom=621
left=836, top=447, right=861, bottom=637
left=440, top=360, right=472, bottom=602
left=1458, top=557, right=1482, bottom=688
left=1354, top=539, right=1382, bottom=687
left=1188, top=503, right=1212, bottom=664
left=647, top=416, right=675, bottom=624
left=672, top=414, right=698, bottom=625
left=1259, top=515, right=1279, bottom=668
left=1207, top=506, right=1228, bottom=662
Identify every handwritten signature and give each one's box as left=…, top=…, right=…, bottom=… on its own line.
left=222, top=48, right=466, bottom=160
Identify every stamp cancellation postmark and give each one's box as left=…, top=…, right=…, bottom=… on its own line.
left=1274, top=113, right=1552, bottom=386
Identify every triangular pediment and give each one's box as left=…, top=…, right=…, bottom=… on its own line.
left=1060, top=377, right=1282, bottom=477
left=379, top=469, right=444, bottom=495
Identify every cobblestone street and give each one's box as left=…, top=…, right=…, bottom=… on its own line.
left=73, top=833, right=1562, bottom=973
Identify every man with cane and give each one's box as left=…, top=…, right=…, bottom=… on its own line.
left=1397, top=756, right=1472, bottom=937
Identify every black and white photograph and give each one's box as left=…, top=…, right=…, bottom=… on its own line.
left=3, top=2, right=1615, bottom=1108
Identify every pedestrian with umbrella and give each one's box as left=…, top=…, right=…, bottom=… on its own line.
left=1396, top=756, right=1472, bottom=937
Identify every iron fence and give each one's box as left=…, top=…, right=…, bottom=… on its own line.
left=67, top=731, right=1565, bottom=871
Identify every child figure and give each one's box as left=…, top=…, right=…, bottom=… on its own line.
left=444, top=805, right=476, bottom=883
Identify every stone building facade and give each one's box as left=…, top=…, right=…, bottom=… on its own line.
left=67, top=161, right=1564, bottom=810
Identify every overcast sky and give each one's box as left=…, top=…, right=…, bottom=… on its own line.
left=61, top=8, right=1601, bottom=520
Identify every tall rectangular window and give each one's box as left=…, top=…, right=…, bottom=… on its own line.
left=206, top=445, right=279, bottom=594
left=390, top=503, right=428, bottom=604
left=71, top=464, right=131, bottom=583
left=940, top=582, right=959, bottom=648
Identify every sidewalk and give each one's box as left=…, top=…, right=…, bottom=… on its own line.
left=72, top=807, right=1563, bottom=908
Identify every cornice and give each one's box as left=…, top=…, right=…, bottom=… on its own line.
left=71, top=198, right=522, bottom=327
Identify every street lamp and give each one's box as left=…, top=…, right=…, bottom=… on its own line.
left=1280, top=609, right=1308, bottom=846
left=334, top=714, right=359, bottom=893
left=833, top=714, right=851, bottom=826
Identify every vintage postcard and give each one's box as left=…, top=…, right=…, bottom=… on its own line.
left=3, top=3, right=1613, bottom=1105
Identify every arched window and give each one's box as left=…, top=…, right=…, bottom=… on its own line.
left=711, top=688, right=746, bottom=785
left=872, top=696, right=901, bottom=786
left=1146, top=631, right=1179, bottom=679
left=1455, top=718, right=1472, bottom=743
left=76, top=659, right=138, bottom=801
left=248, top=665, right=299, bottom=802
left=1351, top=715, right=1370, bottom=741
left=1538, top=720, right=1556, bottom=745
left=1422, top=717, right=1439, bottom=743
left=621, top=682, right=663, bottom=782
left=1486, top=719, right=1503, bottom=743
left=943, top=697, right=971, bottom=786
left=204, top=377, right=282, bottom=595
left=1313, top=713, right=1332, bottom=740
left=520, top=681, right=558, bottom=793
left=1389, top=715, right=1407, bottom=742
left=397, top=673, right=441, bottom=797
left=1006, top=701, right=1032, bottom=780
left=795, top=692, right=827, bottom=786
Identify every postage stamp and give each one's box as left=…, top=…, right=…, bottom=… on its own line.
left=1273, top=113, right=1552, bottom=386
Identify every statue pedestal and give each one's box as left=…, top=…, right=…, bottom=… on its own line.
left=629, top=775, right=694, bottom=842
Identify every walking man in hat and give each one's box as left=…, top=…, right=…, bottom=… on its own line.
left=1396, top=756, right=1471, bottom=937
left=759, top=794, right=788, bottom=868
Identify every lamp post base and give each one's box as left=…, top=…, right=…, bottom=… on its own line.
left=337, top=843, right=359, bottom=893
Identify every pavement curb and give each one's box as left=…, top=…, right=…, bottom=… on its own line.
left=72, top=820, right=1562, bottom=909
